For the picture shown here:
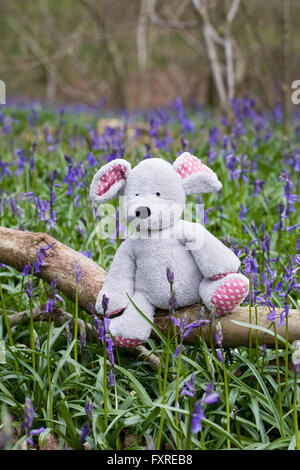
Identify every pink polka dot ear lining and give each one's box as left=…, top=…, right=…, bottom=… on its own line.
left=96, top=164, right=127, bottom=196
left=175, top=154, right=212, bottom=180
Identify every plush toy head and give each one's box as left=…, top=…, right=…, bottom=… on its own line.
left=90, top=152, right=222, bottom=232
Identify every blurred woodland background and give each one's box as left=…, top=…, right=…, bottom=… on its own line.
left=0, top=0, right=298, bottom=112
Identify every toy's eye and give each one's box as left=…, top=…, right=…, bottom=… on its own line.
left=156, top=192, right=161, bottom=197
left=135, top=193, right=139, bottom=196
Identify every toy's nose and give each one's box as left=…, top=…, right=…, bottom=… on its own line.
left=135, top=206, right=151, bottom=219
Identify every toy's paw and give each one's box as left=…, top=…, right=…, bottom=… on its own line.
left=95, top=291, right=128, bottom=317
left=114, top=336, right=143, bottom=348
left=106, top=308, right=126, bottom=317
left=211, top=274, right=249, bottom=316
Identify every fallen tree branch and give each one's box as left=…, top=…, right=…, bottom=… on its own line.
left=8, top=303, right=162, bottom=366
left=1, top=226, right=299, bottom=347
left=8, top=304, right=96, bottom=337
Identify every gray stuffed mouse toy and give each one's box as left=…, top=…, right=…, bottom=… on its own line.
left=90, top=152, right=249, bottom=347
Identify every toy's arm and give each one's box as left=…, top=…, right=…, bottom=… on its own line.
left=180, top=220, right=240, bottom=278
left=95, top=239, right=136, bottom=315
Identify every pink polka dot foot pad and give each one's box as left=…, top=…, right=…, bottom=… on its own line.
left=115, top=336, right=143, bottom=348
left=211, top=277, right=249, bottom=315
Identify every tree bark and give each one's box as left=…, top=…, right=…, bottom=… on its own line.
left=281, top=0, right=290, bottom=134
left=0, top=226, right=299, bottom=347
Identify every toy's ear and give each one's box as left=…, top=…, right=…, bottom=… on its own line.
left=173, top=152, right=222, bottom=195
left=89, top=159, right=131, bottom=203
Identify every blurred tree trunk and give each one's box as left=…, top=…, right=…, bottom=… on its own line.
left=46, top=63, right=57, bottom=105
left=281, top=0, right=290, bottom=134
left=191, top=0, right=228, bottom=109
left=137, top=0, right=149, bottom=108
left=80, top=0, right=127, bottom=108
left=224, top=0, right=240, bottom=102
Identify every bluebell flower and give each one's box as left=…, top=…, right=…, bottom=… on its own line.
left=22, top=264, right=32, bottom=276
left=76, top=261, right=82, bottom=283
left=22, top=397, right=45, bottom=446
left=25, top=279, right=33, bottom=299
left=84, top=396, right=93, bottom=419
left=181, top=373, right=195, bottom=398
left=216, top=348, right=224, bottom=363
left=166, top=266, right=174, bottom=286
left=102, top=294, right=109, bottom=315
left=202, top=382, right=219, bottom=405
left=80, top=422, right=91, bottom=445
left=191, top=401, right=205, bottom=433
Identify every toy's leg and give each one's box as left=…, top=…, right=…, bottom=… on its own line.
left=109, top=292, right=155, bottom=348
left=199, top=273, right=249, bottom=316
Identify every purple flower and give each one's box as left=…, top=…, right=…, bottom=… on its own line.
left=170, top=311, right=209, bottom=346
left=143, top=144, right=152, bottom=159
left=22, top=397, right=45, bottom=446
left=191, top=401, right=205, bottom=433
left=209, top=126, right=220, bottom=147
left=80, top=329, right=87, bottom=351
left=103, top=316, right=111, bottom=335
left=45, top=298, right=53, bottom=314
left=76, top=261, right=82, bottom=283
left=102, top=294, right=109, bottom=315
left=66, top=324, right=73, bottom=343
left=267, top=306, right=276, bottom=322
left=94, top=315, right=104, bottom=342
left=22, top=264, right=32, bottom=276
left=0, top=156, right=12, bottom=180
left=109, top=370, right=115, bottom=387
left=202, top=382, right=219, bottom=405
left=80, top=422, right=91, bottom=445
left=253, top=179, right=265, bottom=197
left=25, top=279, right=33, bottom=299
left=169, top=315, right=181, bottom=329
left=75, top=194, right=81, bottom=207
left=173, top=344, right=181, bottom=358
left=106, top=336, right=115, bottom=368
left=87, top=152, right=97, bottom=168
left=216, top=348, right=224, bottom=363
left=181, top=373, right=195, bottom=398
left=259, top=344, right=267, bottom=357
left=22, top=397, right=34, bottom=436
left=286, top=224, right=300, bottom=232
left=182, top=317, right=210, bottom=339
left=166, top=266, right=174, bottom=286
left=15, top=149, right=26, bottom=176
left=32, top=243, right=56, bottom=275
left=279, top=170, right=299, bottom=216
left=84, top=396, right=93, bottom=419
left=240, top=204, right=247, bottom=220
left=169, top=291, right=177, bottom=314
left=80, top=249, right=92, bottom=259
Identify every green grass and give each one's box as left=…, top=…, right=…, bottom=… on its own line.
left=0, top=101, right=299, bottom=450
